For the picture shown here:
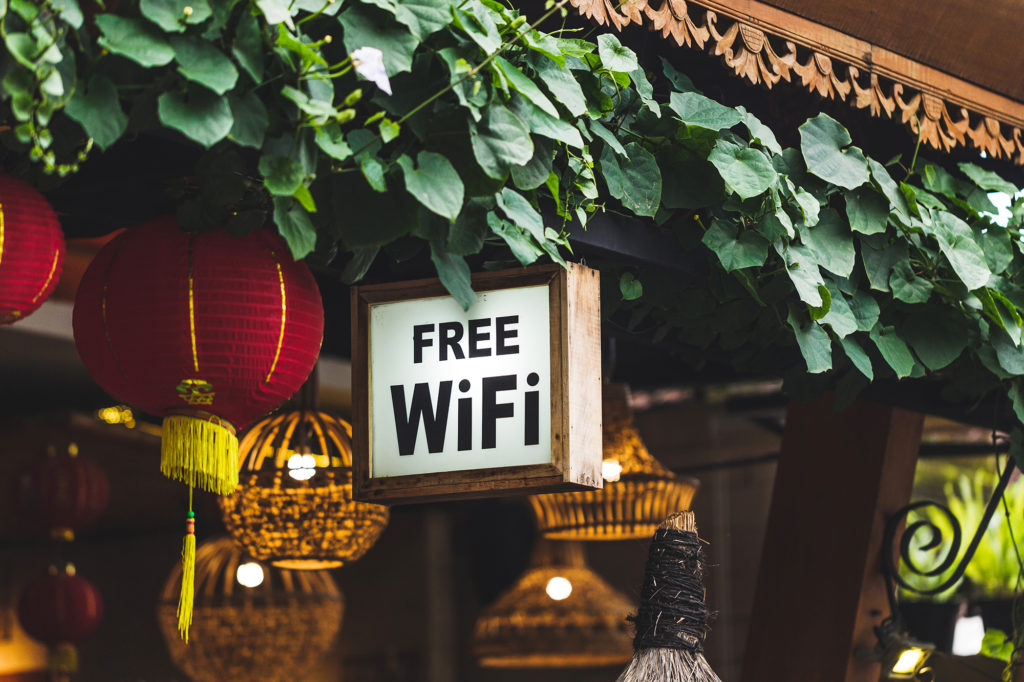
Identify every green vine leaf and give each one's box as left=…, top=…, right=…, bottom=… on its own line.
left=787, top=308, right=832, bottom=374
left=140, top=0, right=212, bottom=32
left=840, top=336, right=874, bottom=380
left=709, top=139, right=775, bottom=200
left=494, top=56, right=558, bottom=117
left=845, top=187, right=889, bottom=235
left=620, top=272, right=642, bottom=300
left=259, top=154, right=306, bottom=196
left=227, top=92, right=269, bottom=149
left=870, top=324, right=917, bottom=378
left=889, top=261, right=933, bottom=303
left=532, top=55, right=587, bottom=117
left=232, top=11, right=265, bottom=82
left=171, top=36, right=239, bottom=95
left=600, top=142, right=662, bottom=217
left=469, top=104, right=533, bottom=179
left=902, top=309, right=969, bottom=371
left=65, top=75, right=127, bottom=150
left=256, top=0, right=294, bottom=27
left=398, top=152, right=465, bottom=221
left=96, top=15, right=175, bottom=67
left=799, top=113, right=869, bottom=190
left=668, top=91, right=743, bottom=131
left=393, top=0, right=452, bottom=39
left=957, top=162, right=1017, bottom=195
left=701, top=218, right=769, bottom=272
left=157, top=86, right=233, bottom=147
left=933, top=212, right=992, bottom=290
left=51, top=0, right=84, bottom=28
left=273, top=197, right=317, bottom=259
left=340, top=5, right=418, bottom=75
left=798, top=209, right=855, bottom=278
left=596, top=33, right=638, bottom=73
left=430, top=242, right=476, bottom=309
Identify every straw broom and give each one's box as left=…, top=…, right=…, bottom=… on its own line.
left=617, top=511, right=722, bottom=682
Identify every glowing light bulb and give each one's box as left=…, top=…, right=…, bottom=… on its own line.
left=545, top=576, right=572, bottom=601
left=891, top=648, right=927, bottom=675
left=602, top=459, right=622, bottom=482
left=952, top=615, right=985, bottom=656
left=236, top=562, right=265, bottom=588
left=287, top=453, right=317, bottom=481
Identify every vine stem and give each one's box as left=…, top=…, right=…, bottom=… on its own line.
left=904, top=114, right=924, bottom=181
left=345, top=0, right=573, bottom=162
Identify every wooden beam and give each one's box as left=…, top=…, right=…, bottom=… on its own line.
left=740, top=394, right=923, bottom=682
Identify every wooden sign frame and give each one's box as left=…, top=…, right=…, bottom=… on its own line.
left=351, top=263, right=602, bottom=504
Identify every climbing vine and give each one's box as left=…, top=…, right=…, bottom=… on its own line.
left=5, top=0, right=1024, bottom=435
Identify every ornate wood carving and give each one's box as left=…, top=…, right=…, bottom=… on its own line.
left=569, top=0, right=1024, bottom=164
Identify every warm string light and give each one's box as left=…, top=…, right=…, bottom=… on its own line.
left=545, top=576, right=572, bottom=601
left=891, top=648, right=929, bottom=675
left=601, top=458, right=622, bottom=482
left=96, top=405, right=136, bottom=428
left=286, top=453, right=317, bottom=481
left=235, top=562, right=264, bottom=588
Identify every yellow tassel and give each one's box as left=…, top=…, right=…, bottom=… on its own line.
left=177, top=511, right=196, bottom=643
left=161, top=415, right=239, bottom=495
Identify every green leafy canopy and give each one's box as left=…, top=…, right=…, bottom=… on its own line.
left=6, top=0, right=1024, bottom=429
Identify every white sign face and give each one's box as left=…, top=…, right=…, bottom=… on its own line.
left=368, top=285, right=552, bottom=478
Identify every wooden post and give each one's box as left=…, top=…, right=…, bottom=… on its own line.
left=740, top=394, right=923, bottom=682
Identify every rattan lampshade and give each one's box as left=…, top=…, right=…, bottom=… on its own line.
left=219, top=410, right=389, bottom=569
left=473, top=540, right=634, bottom=668
left=530, top=383, right=697, bottom=540
left=158, top=537, right=343, bottom=682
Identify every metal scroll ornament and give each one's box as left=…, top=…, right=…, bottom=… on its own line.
left=881, top=455, right=1016, bottom=605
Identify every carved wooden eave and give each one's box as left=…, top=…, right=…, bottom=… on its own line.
left=572, top=0, right=1024, bottom=164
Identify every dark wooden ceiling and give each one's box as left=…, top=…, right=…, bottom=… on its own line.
left=764, top=0, right=1024, bottom=102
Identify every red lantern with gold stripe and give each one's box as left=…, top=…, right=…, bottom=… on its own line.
left=13, top=444, right=110, bottom=541
left=17, top=564, right=103, bottom=679
left=17, top=565, right=104, bottom=645
left=71, top=217, right=323, bottom=641
left=0, top=174, right=65, bottom=324
left=73, top=216, right=324, bottom=495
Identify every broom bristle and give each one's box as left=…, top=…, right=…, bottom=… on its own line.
left=616, top=648, right=723, bottom=682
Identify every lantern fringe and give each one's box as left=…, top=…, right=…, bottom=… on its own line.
left=49, top=643, right=78, bottom=674
left=177, top=509, right=196, bottom=643
left=161, top=416, right=239, bottom=495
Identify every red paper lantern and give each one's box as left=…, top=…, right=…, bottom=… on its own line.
left=17, top=567, right=103, bottom=645
left=72, top=217, right=324, bottom=495
left=0, top=174, right=65, bottom=324
left=14, top=445, right=109, bottom=541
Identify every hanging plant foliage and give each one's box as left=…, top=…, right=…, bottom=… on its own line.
left=4, top=0, right=1024, bottom=445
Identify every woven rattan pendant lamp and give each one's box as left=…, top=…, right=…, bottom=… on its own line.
left=530, top=383, right=697, bottom=540
left=158, top=537, right=343, bottom=682
left=473, top=540, right=634, bottom=668
left=219, top=376, right=389, bottom=569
